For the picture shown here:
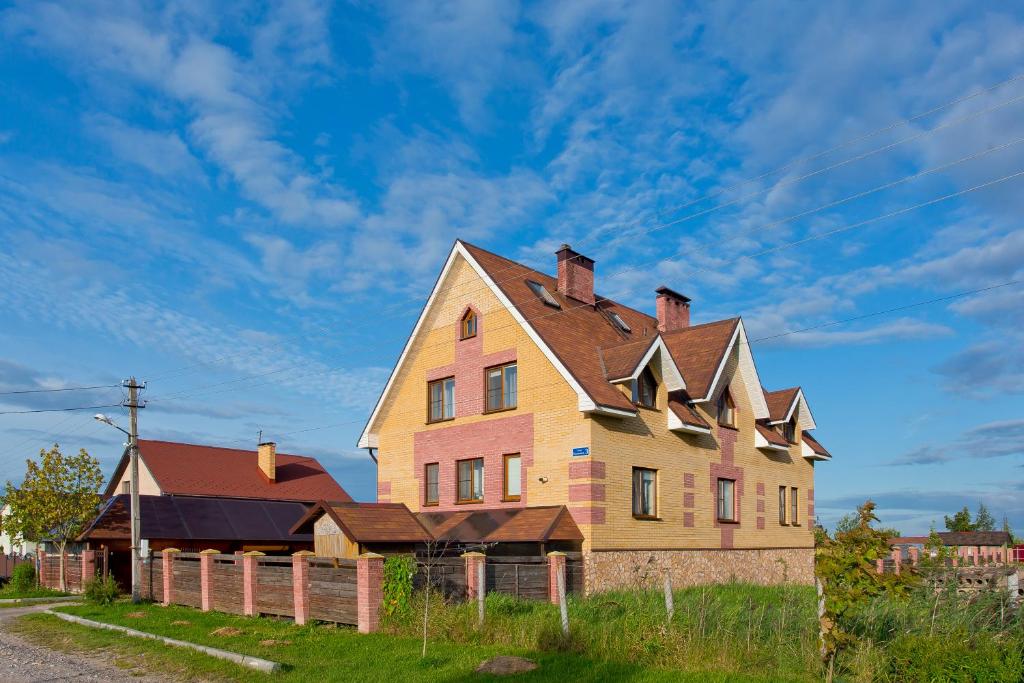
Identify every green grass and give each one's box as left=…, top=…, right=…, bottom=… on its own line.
left=19, top=601, right=780, bottom=682
left=0, top=585, right=71, bottom=600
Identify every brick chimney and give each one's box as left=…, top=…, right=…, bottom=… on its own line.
left=555, top=244, right=595, bottom=305
left=258, top=442, right=276, bottom=482
left=656, top=286, right=691, bottom=332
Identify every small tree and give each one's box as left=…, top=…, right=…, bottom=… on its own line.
left=974, top=502, right=995, bottom=532
left=3, top=445, right=104, bottom=591
left=944, top=506, right=974, bottom=532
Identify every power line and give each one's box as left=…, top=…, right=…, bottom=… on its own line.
left=0, top=403, right=123, bottom=416
left=0, top=384, right=121, bottom=397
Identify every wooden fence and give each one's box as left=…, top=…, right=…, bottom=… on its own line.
left=0, top=554, right=32, bottom=580
left=37, top=550, right=103, bottom=592
left=415, top=552, right=583, bottom=602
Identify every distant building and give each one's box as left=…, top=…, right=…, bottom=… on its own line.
left=890, top=531, right=1013, bottom=561
left=0, top=504, right=38, bottom=556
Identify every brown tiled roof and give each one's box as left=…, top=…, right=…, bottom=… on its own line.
left=764, top=387, right=800, bottom=422
left=291, top=502, right=432, bottom=543
left=801, top=431, right=830, bottom=457
left=755, top=422, right=790, bottom=447
left=937, top=531, right=1011, bottom=547
left=601, top=338, right=656, bottom=381
left=104, top=440, right=352, bottom=504
left=462, top=242, right=654, bottom=412
left=79, top=494, right=313, bottom=543
left=661, top=318, right=740, bottom=400
left=667, top=391, right=711, bottom=430
left=416, top=505, right=584, bottom=543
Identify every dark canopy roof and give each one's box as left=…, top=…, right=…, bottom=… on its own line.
left=416, top=506, right=584, bottom=543
left=290, top=502, right=432, bottom=543
left=79, top=494, right=312, bottom=543
left=938, top=531, right=1012, bottom=547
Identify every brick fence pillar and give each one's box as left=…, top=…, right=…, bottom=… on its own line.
left=972, top=547, right=980, bottom=566
left=162, top=548, right=179, bottom=606
left=82, top=550, right=96, bottom=583
left=37, top=550, right=46, bottom=589
left=462, top=552, right=486, bottom=601
left=890, top=548, right=901, bottom=575
left=292, top=551, right=314, bottom=626
left=875, top=558, right=884, bottom=574
left=547, top=551, right=566, bottom=605
left=200, top=549, right=218, bottom=612
left=951, top=548, right=959, bottom=567
left=908, top=547, right=919, bottom=567
left=356, top=552, right=384, bottom=634
left=243, top=551, right=263, bottom=617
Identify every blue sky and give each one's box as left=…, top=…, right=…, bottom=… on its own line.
left=0, top=1, right=1022, bottom=535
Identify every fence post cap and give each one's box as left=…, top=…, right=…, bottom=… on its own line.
left=357, top=552, right=384, bottom=559
left=200, top=549, right=220, bottom=555
left=242, top=550, right=266, bottom=557
left=460, top=551, right=486, bottom=558
left=546, top=551, right=567, bottom=557
left=162, top=548, right=181, bottom=554
left=292, top=550, right=316, bottom=557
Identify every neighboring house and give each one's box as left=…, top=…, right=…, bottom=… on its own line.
left=358, top=240, right=831, bottom=592
left=0, top=504, right=38, bottom=556
left=890, top=531, right=1013, bottom=561
left=82, top=440, right=352, bottom=587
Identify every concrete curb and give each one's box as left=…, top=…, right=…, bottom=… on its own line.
left=44, top=610, right=283, bottom=674
left=0, top=596, right=81, bottom=605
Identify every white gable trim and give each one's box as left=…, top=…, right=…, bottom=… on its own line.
left=358, top=241, right=620, bottom=448
left=767, top=389, right=817, bottom=430
left=667, top=409, right=712, bottom=435
left=608, top=337, right=686, bottom=392
left=801, top=439, right=831, bottom=461
left=691, top=320, right=769, bottom=420
left=755, top=430, right=789, bottom=452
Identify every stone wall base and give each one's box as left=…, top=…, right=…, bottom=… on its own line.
left=584, top=547, right=814, bottom=594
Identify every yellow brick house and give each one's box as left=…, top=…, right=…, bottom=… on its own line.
left=358, top=240, right=831, bottom=592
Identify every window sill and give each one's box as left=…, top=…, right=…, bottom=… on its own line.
left=426, top=417, right=455, bottom=425
left=501, top=497, right=521, bottom=503
left=634, top=403, right=660, bottom=412
left=717, top=519, right=740, bottom=525
left=423, top=502, right=439, bottom=507
left=717, top=423, right=739, bottom=431
left=459, top=334, right=477, bottom=341
left=455, top=499, right=485, bottom=505
left=633, top=515, right=662, bottom=521
left=483, top=406, right=517, bottom=415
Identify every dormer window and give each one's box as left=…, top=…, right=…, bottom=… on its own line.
left=610, top=312, right=631, bottom=333
left=717, top=387, right=736, bottom=427
left=460, top=309, right=477, bottom=339
left=632, top=366, right=657, bottom=409
left=782, top=417, right=797, bottom=443
left=526, top=280, right=561, bottom=308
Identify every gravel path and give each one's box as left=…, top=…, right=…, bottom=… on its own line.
left=0, top=603, right=169, bottom=682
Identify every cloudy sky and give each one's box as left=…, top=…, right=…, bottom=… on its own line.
left=0, top=1, right=1021, bottom=535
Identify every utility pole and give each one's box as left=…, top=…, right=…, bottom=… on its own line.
left=124, top=377, right=145, bottom=604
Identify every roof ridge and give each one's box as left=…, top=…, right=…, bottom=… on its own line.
left=138, top=439, right=319, bottom=462
left=662, top=316, right=740, bottom=335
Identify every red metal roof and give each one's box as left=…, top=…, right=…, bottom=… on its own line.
left=104, top=440, right=352, bottom=504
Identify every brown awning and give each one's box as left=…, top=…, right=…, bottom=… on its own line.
left=416, top=505, right=584, bottom=543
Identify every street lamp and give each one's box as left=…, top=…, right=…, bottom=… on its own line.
left=94, top=411, right=141, bottom=603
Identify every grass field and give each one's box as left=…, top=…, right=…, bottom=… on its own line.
left=18, top=600, right=788, bottom=682
left=0, top=585, right=70, bottom=600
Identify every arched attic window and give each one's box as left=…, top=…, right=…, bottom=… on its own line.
left=460, top=309, right=477, bottom=339
left=717, top=386, right=736, bottom=427
left=631, top=366, right=658, bottom=409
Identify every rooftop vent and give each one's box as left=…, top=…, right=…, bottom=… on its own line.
left=610, top=312, right=631, bottom=333
left=526, top=280, right=561, bottom=308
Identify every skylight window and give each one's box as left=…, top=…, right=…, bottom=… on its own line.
left=526, top=280, right=561, bottom=308
left=610, top=312, right=631, bottom=332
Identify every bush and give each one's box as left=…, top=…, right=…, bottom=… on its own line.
left=382, top=555, right=416, bottom=618
left=83, top=575, right=121, bottom=605
left=9, top=563, right=36, bottom=593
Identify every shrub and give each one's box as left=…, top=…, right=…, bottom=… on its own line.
left=9, top=563, right=36, bottom=593
left=382, top=555, right=416, bottom=617
left=83, top=575, right=121, bottom=605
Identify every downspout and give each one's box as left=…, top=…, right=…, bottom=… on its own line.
left=367, top=448, right=378, bottom=465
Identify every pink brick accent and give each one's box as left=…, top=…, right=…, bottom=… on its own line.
left=757, top=517, right=765, bottom=530
left=377, top=480, right=391, bottom=502
left=756, top=499, right=765, bottom=513
left=909, top=547, right=919, bottom=566
left=200, top=550, right=216, bottom=612
left=683, top=492, right=694, bottom=508
left=292, top=553, right=311, bottom=625
left=569, top=506, right=606, bottom=525
left=357, top=554, right=384, bottom=634
left=683, top=472, right=694, bottom=488
left=569, top=483, right=605, bottom=502
left=720, top=527, right=734, bottom=549
left=712, top=426, right=744, bottom=549
left=242, top=554, right=259, bottom=616
left=463, top=553, right=486, bottom=600
left=876, top=559, right=884, bottom=574
left=891, top=548, right=901, bottom=574
left=547, top=552, right=566, bottom=604
left=807, top=488, right=814, bottom=501
left=569, top=459, right=606, bottom=480
left=756, top=482, right=765, bottom=496
left=683, top=512, right=694, bottom=527
left=162, top=550, right=177, bottom=606
left=81, top=550, right=96, bottom=582
left=414, top=413, right=534, bottom=510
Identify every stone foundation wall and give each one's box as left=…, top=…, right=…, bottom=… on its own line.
left=584, top=547, right=814, bottom=594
